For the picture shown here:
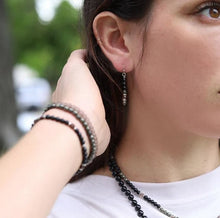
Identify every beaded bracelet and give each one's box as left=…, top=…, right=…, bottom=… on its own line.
left=32, top=114, right=89, bottom=175
left=44, top=103, right=98, bottom=174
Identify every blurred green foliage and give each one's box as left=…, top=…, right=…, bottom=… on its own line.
left=6, top=0, right=82, bottom=85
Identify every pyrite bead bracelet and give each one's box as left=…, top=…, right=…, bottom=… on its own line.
left=44, top=103, right=98, bottom=175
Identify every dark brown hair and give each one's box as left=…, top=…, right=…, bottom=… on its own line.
left=69, top=0, right=154, bottom=183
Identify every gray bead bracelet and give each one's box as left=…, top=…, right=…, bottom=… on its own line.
left=44, top=103, right=98, bottom=175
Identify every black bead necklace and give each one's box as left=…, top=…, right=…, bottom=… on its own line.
left=108, top=155, right=179, bottom=218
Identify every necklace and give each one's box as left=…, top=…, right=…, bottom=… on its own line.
left=108, top=154, right=178, bottom=218
left=108, top=153, right=220, bottom=218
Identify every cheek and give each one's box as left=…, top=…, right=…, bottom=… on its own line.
left=134, top=16, right=220, bottom=137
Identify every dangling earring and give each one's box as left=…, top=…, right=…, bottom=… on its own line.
left=122, top=69, right=128, bottom=106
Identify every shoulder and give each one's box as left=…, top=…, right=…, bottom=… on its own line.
left=47, top=175, right=125, bottom=218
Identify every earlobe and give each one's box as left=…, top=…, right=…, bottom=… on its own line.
left=93, top=12, right=134, bottom=72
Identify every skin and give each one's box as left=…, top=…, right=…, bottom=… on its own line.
left=0, top=51, right=110, bottom=218
left=94, top=0, right=220, bottom=182
left=1, top=1, right=220, bottom=217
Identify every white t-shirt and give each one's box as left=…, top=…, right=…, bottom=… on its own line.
left=48, top=166, right=220, bottom=218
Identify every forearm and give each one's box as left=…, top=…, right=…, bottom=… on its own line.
left=0, top=118, right=82, bottom=218
left=0, top=50, right=110, bottom=218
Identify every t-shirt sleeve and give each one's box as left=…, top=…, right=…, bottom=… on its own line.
left=47, top=186, right=98, bottom=218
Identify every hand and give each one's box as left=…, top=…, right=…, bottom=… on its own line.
left=52, top=50, right=110, bottom=156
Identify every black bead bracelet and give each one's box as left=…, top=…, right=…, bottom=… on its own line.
left=32, top=114, right=89, bottom=174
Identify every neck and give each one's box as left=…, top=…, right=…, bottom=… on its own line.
left=116, top=99, right=220, bottom=183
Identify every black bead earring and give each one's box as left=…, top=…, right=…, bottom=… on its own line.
left=122, top=70, right=128, bottom=106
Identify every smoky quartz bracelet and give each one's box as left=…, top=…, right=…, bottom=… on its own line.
left=44, top=103, right=98, bottom=173
left=32, top=114, right=89, bottom=175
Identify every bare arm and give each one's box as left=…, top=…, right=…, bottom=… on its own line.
left=0, top=50, right=110, bottom=218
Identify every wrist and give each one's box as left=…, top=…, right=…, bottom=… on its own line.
left=44, top=103, right=98, bottom=164
left=43, top=108, right=90, bottom=153
left=32, top=103, right=98, bottom=176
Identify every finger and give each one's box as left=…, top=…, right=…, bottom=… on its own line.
left=67, top=49, right=87, bottom=63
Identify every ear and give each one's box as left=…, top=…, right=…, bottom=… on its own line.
left=93, top=12, right=135, bottom=72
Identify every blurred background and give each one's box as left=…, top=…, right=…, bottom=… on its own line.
left=0, top=0, right=83, bottom=155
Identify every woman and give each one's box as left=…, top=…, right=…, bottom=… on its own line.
left=1, top=0, right=220, bottom=217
